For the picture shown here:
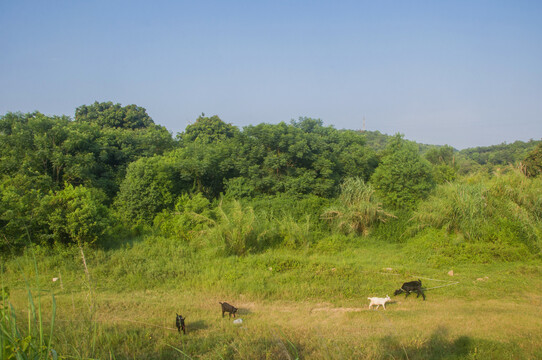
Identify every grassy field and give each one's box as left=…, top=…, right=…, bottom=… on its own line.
left=2, top=237, right=542, bottom=359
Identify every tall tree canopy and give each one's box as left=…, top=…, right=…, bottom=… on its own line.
left=180, top=114, right=239, bottom=144
left=223, top=118, right=378, bottom=198
left=0, top=106, right=175, bottom=199
left=371, top=134, right=435, bottom=210
left=75, top=101, right=155, bottom=129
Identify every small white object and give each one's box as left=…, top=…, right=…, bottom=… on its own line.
left=52, top=278, right=58, bottom=282
left=233, top=318, right=243, bottom=324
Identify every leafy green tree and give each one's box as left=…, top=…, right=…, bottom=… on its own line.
left=115, top=141, right=237, bottom=225
left=114, top=155, right=182, bottom=225
left=226, top=118, right=378, bottom=197
left=75, top=101, right=154, bottom=129
left=175, top=141, right=237, bottom=197
left=371, top=134, right=435, bottom=210
left=425, top=145, right=455, bottom=165
left=93, top=124, right=175, bottom=197
left=40, top=184, right=111, bottom=245
left=180, top=114, right=239, bottom=144
left=0, top=174, right=52, bottom=248
left=523, top=142, right=542, bottom=177
left=1, top=109, right=175, bottom=199
left=0, top=112, right=74, bottom=186
left=74, top=101, right=176, bottom=196
left=334, top=129, right=379, bottom=182
left=424, top=145, right=458, bottom=183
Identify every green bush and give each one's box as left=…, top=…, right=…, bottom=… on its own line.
left=153, top=192, right=216, bottom=241
left=40, top=184, right=111, bottom=245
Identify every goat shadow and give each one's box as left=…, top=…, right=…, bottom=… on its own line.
left=237, top=307, right=252, bottom=316
left=185, top=320, right=208, bottom=333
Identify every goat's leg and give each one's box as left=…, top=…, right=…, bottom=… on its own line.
left=415, top=290, right=425, bottom=300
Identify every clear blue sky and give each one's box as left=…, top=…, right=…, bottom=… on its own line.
left=1, top=0, right=541, bottom=149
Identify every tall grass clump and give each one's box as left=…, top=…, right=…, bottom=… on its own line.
left=410, top=181, right=489, bottom=240
left=370, top=209, right=413, bottom=243
left=410, top=167, right=542, bottom=260
left=277, top=215, right=313, bottom=249
left=250, top=194, right=328, bottom=248
left=489, top=167, right=542, bottom=251
left=204, top=199, right=270, bottom=255
left=1, top=263, right=58, bottom=359
left=321, top=177, right=395, bottom=235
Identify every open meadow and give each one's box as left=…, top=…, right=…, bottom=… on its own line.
left=3, top=238, right=541, bottom=359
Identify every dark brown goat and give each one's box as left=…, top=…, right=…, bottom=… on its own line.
left=219, top=302, right=238, bottom=318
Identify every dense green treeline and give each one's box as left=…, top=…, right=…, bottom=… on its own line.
left=1, top=102, right=541, bottom=260
left=459, top=139, right=541, bottom=166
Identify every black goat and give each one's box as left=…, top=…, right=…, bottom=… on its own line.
left=176, top=313, right=186, bottom=334
left=394, top=279, right=426, bottom=300
left=219, top=302, right=238, bottom=318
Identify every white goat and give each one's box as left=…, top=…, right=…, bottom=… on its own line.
left=368, top=295, right=391, bottom=310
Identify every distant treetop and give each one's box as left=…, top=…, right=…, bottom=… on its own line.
left=75, top=101, right=155, bottom=129
left=181, top=114, right=239, bottom=143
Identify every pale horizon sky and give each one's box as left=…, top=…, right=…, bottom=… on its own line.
left=1, top=0, right=541, bottom=150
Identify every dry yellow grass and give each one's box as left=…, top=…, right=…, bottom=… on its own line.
left=8, top=287, right=542, bottom=359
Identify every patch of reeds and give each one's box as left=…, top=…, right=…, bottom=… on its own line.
left=410, top=167, right=542, bottom=257
left=321, top=177, right=395, bottom=235
left=204, top=200, right=268, bottom=256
